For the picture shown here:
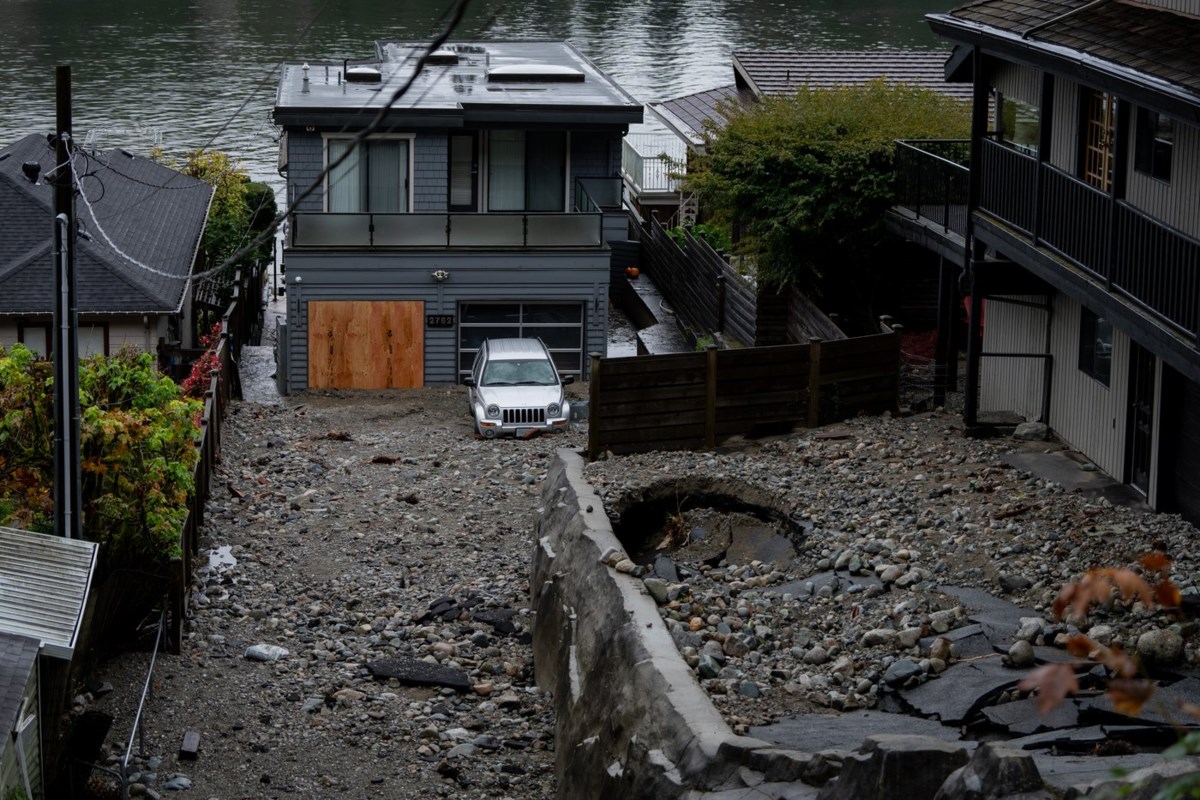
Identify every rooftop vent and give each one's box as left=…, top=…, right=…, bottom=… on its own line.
left=426, top=48, right=460, bottom=65
left=487, top=64, right=585, bottom=83
left=345, top=65, right=383, bottom=83
left=21, top=161, right=40, bottom=183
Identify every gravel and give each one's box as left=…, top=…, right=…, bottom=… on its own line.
left=81, top=390, right=1199, bottom=798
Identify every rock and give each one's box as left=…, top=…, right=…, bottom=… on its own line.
left=366, top=656, right=471, bottom=692
left=816, top=734, right=968, bottom=800
left=999, top=574, right=1034, bottom=594
left=1008, top=640, right=1036, bottom=668
left=1013, top=422, right=1048, bottom=441
left=244, top=644, right=289, bottom=662
left=929, top=637, right=953, bottom=662
left=162, top=775, right=193, bottom=791
left=804, top=646, right=829, bottom=666
left=1136, top=628, right=1184, bottom=666
left=1062, top=757, right=1200, bottom=800
left=879, top=565, right=904, bottom=584
left=1086, top=625, right=1114, bottom=646
left=896, top=628, right=922, bottom=649
left=882, top=659, right=922, bottom=688
left=861, top=629, right=898, bottom=647
left=933, top=742, right=1044, bottom=800
left=643, top=577, right=669, bottom=605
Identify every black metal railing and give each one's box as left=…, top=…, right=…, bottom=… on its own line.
left=978, top=139, right=1038, bottom=235
left=894, top=140, right=970, bottom=237
left=1114, top=203, right=1200, bottom=336
left=1038, top=166, right=1110, bottom=281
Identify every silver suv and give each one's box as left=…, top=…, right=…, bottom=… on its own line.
left=463, top=338, right=573, bottom=438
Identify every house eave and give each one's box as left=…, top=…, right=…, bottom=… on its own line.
left=927, top=13, right=1200, bottom=125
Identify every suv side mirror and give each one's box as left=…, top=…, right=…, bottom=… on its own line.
left=463, top=377, right=476, bottom=387
left=561, top=374, right=575, bottom=386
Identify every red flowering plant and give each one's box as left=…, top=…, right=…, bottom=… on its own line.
left=182, top=323, right=223, bottom=400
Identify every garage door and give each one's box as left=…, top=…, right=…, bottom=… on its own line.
left=458, top=302, right=584, bottom=380
left=308, top=301, right=424, bottom=389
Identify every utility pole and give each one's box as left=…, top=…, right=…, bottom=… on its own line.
left=52, top=64, right=82, bottom=540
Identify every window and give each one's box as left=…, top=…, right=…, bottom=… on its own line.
left=327, top=138, right=410, bottom=212
left=458, top=302, right=584, bottom=378
left=1134, top=107, right=1173, bottom=182
left=1079, top=308, right=1113, bottom=387
left=997, top=93, right=1039, bottom=157
left=487, top=131, right=567, bottom=212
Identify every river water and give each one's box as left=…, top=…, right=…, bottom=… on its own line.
left=0, top=0, right=945, bottom=193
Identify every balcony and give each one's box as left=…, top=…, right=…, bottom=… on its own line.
left=289, top=211, right=604, bottom=249
left=977, top=138, right=1200, bottom=340
left=621, top=133, right=686, bottom=195
left=894, top=138, right=1200, bottom=342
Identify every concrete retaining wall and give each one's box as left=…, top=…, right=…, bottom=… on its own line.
left=531, top=449, right=814, bottom=799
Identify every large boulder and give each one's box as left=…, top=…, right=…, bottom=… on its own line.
left=1063, top=757, right=1200, bottom=799
left=816, top=735, right=969, bottom=800
left=934, top=743, right=1044, bottom=800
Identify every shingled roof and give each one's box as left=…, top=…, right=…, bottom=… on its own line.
left=650, top=50, right=972, bottom=151
left=0, top=134, right=214, bottom=315
left=930, top=0, right=1200, bottom=105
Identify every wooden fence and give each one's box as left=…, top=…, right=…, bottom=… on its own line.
left=165, top=263, right=261, bottom=652
left=587, top=331, right=900, bottom=459
left=637, top=217, right=844, bottom=346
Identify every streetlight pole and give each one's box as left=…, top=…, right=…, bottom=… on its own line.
left=52, top=64, right=82, bottom=540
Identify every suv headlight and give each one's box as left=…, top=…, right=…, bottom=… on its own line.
left=546, top=402, right=561, bottom=418
left=486, top=404, right=501, bottom=419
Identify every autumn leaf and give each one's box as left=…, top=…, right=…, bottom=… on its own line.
left=1154, top=577, right=1182, bottom=610
left=1065, top=634, right=1097, bottom=659
left=1053, top=567, right=1154, bottom=619
left=1139, top=552, right=1172, bottom=576
left=1018, top=663, right=1079, bottom=714
left=1107, top=678, right=1157, bottom=716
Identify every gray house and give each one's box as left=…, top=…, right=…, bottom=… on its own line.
left=273, top=40, right=643, bottom=391
left=0, top=134, right=214, bottom=360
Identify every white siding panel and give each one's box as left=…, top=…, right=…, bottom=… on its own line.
left=1050, top=77, right=1078, bottom=173
left=105, top=320, right=151, bottom=354
left=0, top=325, right=17, bottom=350
left=992, top=62, right=1040, bottom=106
left=1125, top=119, right=1200, bottom=238
left=979, top=295, right=1048, bottom=420
left=1047, top=295, right=1129, bottom=479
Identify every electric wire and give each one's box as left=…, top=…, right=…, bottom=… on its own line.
left=61, top=0, right=477, bottom=288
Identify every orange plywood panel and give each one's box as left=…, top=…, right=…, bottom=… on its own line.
left=308, top=301, right=425, bottom=389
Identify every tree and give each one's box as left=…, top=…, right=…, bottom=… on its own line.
left=685, top=80, right=970, bottom=328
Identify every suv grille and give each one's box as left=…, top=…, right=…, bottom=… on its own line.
left=503, top=407, right=546, bottom=425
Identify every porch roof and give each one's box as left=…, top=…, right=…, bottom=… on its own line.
left=0, top=527, right=98, bottom=660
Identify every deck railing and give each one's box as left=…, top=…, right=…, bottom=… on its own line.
left=899, top=137, right=1200, bottom=341
left=621, top=134, right=686, bottom=194
left=290, top=210, right=604, bottom=248
left=893, top=139, right=970, bottom=237
left=574, top=176, right=624, bottom=213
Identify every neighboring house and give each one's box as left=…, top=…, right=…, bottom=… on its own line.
left=626, top=50, right=975, bottom=224
left=272, top=40, right=643, bottom=391
left=894, top=0, right=1200, bottom=524
left=0, top=526, right=98, bottom=800
left=0, top=134, right=214, bottom=361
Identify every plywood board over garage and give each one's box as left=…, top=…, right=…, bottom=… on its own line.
left=308, top=301, right=424, bottom=389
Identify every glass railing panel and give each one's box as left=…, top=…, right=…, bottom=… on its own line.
left=449, top=214, right=525, bottom=246
left=374, top=214, right=448, bottom=246
left=293, top=214, right=371, bottom=246
left=526, top=214, right=602, bottom=246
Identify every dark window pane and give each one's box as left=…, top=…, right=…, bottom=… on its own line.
left=459, top=326, right=518, bottom=350
left=550, top=351, right=582, bottom=372
left=523, top=304, right=582, bottom=324
left=461, top=304, right=520, bottom=324
left=525, top=326, right=582, bottom=349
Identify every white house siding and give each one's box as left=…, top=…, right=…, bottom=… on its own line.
left=102, top=318, right=153, bottom=354
left=979, top=295, right=1048, bottom=420
left=992, top=62, right=1040, bottom=106
left=1049, top=76, right=1079, bottom=173
left=1125, top=118, right=1200, bottom=237
left=1047, top=294, right=1130, bottom=480
left=0, top=325, right=17, bottom=351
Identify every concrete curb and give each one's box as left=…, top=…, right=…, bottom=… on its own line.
left=532, top=448, right=812, bottom=799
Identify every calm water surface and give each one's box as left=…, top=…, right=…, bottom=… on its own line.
left=0, top=0, right=947, bottom=192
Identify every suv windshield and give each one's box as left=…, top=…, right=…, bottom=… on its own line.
left=482, top=358, right=558, bottom=386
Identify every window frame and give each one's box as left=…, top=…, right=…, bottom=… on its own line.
left=1078, top=307, right=1113, bottom=388
left=323, top=133, right=415, bottom=213
left=484, top=130, right=570, bottom=212
left=1133, top=106, right=1173, bottom=183
left=995, top=92, right=1040, bottom=157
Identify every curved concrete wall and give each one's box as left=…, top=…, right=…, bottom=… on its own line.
left=531, top=449, right=814, bottom=799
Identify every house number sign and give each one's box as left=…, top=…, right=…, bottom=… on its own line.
left=426, top=314, right=455, bottom=328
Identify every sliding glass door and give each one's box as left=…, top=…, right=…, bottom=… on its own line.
left=487, top=131, right=566, bottom=212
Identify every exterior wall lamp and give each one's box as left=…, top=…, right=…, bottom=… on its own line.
left=431, top=269, right=450, bottom=283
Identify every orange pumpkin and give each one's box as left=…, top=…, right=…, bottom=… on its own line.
left=625, top=266, right=640, bottom=279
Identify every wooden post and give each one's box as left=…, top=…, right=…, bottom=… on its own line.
left=704, top=345, right=718, bottom=449
left=807, top=338, right=822, bottom=428
left=168, top=556, right=184, bottom=655
left=891, top=323, right=904, bottom=414
left=715, top=274, right=726, bottom=335
left=587, top=352, right=602, bottom=461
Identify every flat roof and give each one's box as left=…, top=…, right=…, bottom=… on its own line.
left=275, top=40, right=643, bottom=127
left=0, top=527, right=98, bottom=660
